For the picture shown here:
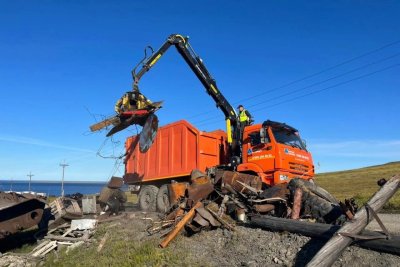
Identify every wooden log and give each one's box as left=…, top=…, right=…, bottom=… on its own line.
left=249, top=215, right=400, bottom=255
left=97, top=231, right=109, bottom=253
left=89, top=116, right=120, bottom=132
left=159, top=201, right=202, bottom=248
left=307, top=175, right=400, bottom=267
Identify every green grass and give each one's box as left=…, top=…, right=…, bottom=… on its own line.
left=126, top=192, right=138, bottom=203
left=315, top=161, right=400, bottom=212
left=44, top=223, right=188, bottom=267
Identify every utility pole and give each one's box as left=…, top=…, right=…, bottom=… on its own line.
left=59, top=161, right=69, bottom=198
left=27, top=171, right=34, bottom=192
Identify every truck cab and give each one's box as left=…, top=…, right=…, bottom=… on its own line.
left=238, top=120, right=314, bottom=186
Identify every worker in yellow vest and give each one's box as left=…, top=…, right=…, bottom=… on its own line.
left=237, top=104, right=252, bottom=140
left=237, top=104, right=252, bottom=125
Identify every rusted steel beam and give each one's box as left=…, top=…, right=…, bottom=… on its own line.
left=159, top=201, right=203, bottom=248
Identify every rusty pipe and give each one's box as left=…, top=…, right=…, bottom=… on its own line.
left=291, top=188, right=302, bottom=220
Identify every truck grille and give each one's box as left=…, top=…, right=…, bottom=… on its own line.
left=288, top=162, right=309, bottom=173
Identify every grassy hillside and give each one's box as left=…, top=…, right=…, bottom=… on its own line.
left=315, top=162, right=400, bottom=211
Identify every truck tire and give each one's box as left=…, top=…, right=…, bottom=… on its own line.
left=156, top=184, right=170, bottom=213
left=138, top=185, right=159, bottom=212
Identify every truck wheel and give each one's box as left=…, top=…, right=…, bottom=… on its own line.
left=156, top=184, right=170, bottom=213
left=138, top=185, right=159, bottom=212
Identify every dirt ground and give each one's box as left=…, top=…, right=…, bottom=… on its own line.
left=366, top=213, right=400, bottom=234
left=168, top=212, right=400, bottom=267
left=1, top=210, right=399, bottom=267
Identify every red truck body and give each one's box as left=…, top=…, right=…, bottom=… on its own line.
left=124, top=120, right=314, bottom=187
left=124, top=120, right=227, bottom=185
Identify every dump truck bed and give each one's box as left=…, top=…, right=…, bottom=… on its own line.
left=124, top=120, right=227, bottom=184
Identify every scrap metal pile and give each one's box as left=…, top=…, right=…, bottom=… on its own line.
left=0, top=192, right=46, bottom=239
left=150, top=170, right=358, bottom=248
left=0, top=177, right=128, bottom=259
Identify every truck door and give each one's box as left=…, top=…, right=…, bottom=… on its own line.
left=243, top=129, right=275, bottom=172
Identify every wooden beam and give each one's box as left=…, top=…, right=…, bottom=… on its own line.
left=307, top=175, right=400, bottom=267
left=249, top=215, right=400, bottom=255
left=89, top=116, right=120, bottom=132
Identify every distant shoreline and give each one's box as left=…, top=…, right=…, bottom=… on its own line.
left=0, top=180, right=107, bottom=184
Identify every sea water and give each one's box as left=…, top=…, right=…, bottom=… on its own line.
left=0, top=180, right=112, bottom=196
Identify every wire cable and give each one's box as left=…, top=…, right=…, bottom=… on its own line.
left=195, top=63, right=400, bottom=127
left=183, top=39, right=400, bottom=121
left=192, top=53, right=399, bottom=125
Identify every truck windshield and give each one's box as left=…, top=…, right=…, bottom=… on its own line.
left=271, top=128, right=306, bottom=151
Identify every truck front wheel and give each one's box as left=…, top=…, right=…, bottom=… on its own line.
left=156, top=184, right=170, bottom=213
left=138, top=185, right=159, bottom=211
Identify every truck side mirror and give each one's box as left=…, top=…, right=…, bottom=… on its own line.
left=260, top=128, right=267, bottom=144
left=302, top=139, right=307, bottom=148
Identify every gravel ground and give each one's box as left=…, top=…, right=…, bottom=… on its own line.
left=172, top=225, right=400, bottom=267
left=1, top=211, right=399, bottom=267
left=366, top=213, right=400, bottom=234
left=135, top=211, right=400, bottom=267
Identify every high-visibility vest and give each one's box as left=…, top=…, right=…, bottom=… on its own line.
left=239, top=109, right=249, bottom=122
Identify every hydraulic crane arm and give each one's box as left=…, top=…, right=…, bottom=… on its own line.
left=131, top=34, right=238, bottom=145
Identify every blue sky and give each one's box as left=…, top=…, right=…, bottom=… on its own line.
left=0, top=1, right=399, bottom=181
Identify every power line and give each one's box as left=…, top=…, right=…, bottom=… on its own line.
left=251, top=63, right=399, bottom=113
left=246, top=53, right=400, bottom=110
left=232, top=40, right=400, bottom=104
left=196, top=63, right=400, bottom=127
left=184, top=39, right=400, bottom=121
left=193, top=53, right=399, bottom=125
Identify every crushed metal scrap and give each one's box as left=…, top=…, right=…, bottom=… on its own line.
left=148, top=170, right=390, bottom=249
left=0, top=176, right=128, bottom=259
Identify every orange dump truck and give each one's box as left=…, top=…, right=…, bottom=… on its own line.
left=124, top=119, right=314, bottom=211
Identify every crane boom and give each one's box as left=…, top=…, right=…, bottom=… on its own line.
left=132, top=34, right=239, bottom=146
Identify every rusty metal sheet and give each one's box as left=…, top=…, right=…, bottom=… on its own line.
left=108, top=176, right=124, bottom=189
left=195, top=207, right=221, bottom=227
left=168, top=182, right=188, bottom=206
left=221, top=171, right=262, bottom=194
left=187, top=182, right=214, bottom=205
left=98, top=187, right=113, bottom=204
left=0, top=192, right=45, bottom=239
left=193, top=213, right=210, bottom=227
left=139, top=114, right=158, bottom=153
